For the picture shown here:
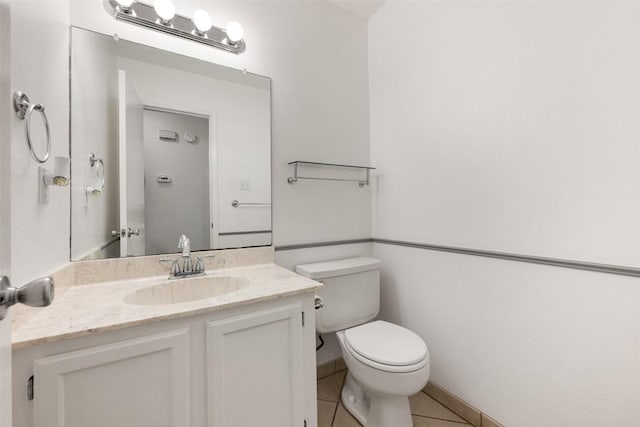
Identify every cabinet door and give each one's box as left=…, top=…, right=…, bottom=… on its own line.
left=33, top=329, right=190, bottom=427
left=207, top=304, right=304, bottom=427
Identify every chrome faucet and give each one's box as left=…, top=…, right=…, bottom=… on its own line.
left=160, top=235, right=215, bottom=279
left=178, top=234, right=192, bottom=273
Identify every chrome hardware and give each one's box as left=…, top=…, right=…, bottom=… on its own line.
left=287, top=161, right=375, bottom=188
left=103, top=0, right=246, bottom=55
left=159, top=236, right=215, bottom=280
left=170, top=259, right=181, bottom=276
left=183, top=257, right=193, bottom=273
left=194, top=254, right=215, bottom=273
left=178, top=234, right=191, bottom=257
left=231, top=200, right=271, bottom=208
left=13, top=91, right=51, bottom=164
left=314, top=295, right=324, bottom=310
left=85, top=153, right=106, bottom=205
left=111, top=228, right=139, bottom=238
left=179, top=235, right=192, bottom=272
left=0, top=275, right=55, bottom=321
left=27, top=375, right=34, bottom=401
left=88, top=153, right=103, bottom=168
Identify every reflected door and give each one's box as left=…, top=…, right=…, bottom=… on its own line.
left=118, top=70, right=146, bottom=257
left=142, top=109, right=210, bottom=255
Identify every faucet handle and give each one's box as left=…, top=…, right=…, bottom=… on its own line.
left=159, top=257, right=181, bottom=275
left=194, top=257, right=204, bottom=273
left=195, top=254, right=215, bottom=273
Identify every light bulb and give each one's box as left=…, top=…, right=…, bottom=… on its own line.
left=45, top=157, right=70, bottom=187
left=154, top=0, right=175, bottom=23
left=115, top=0, right=135, bottom=12
left=193, top=9, right=212, bottom=35
left=226, top=21, right=244, bottom=43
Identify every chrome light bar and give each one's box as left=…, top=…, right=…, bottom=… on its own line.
left=103, top=0, right=246, bottom=54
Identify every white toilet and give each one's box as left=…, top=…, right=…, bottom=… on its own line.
left=296, top=257, right=430, bottom=427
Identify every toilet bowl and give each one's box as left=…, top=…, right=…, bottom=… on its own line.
left=295, top=257, right=430, bottom=427
left=337, top=321, right=430, bottom=427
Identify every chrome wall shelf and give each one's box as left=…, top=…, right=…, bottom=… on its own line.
left=287, top=161, right=375, bottom=187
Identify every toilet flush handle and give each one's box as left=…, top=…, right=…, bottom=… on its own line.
left=314, top=294, right=324, bottom=310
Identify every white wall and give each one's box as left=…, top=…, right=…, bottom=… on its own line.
left=9, top=0, right=70, bottom=286
left=369, top=1, right=640, bottom=426
left=370, top=0, right=640, bottom=268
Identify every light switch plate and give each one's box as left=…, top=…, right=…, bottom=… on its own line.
left=240, top=180, right=251, bottom=191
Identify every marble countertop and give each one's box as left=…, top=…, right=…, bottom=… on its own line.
left=12, top=263, right=321, bottom=350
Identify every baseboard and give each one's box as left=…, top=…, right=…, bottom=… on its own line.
left=423, top=381, right=505, bottom=427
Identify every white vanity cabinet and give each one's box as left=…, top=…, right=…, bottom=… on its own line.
left=12, top=294, right=318, bottom=427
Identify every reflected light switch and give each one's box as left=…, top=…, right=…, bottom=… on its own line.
left=239, top=180, right=251, bottom=191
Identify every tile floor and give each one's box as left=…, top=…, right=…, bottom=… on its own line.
left=317, top=369, right=473, bottom=427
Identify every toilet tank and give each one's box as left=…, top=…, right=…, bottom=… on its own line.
left=296, top=257, right=381, bottom=334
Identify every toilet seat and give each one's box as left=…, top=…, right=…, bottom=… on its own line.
left=342, top=321, right=429, bottom=373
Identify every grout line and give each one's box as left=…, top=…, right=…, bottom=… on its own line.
left=412, top=414, right=472, bottom=425
left=329, top=399, right=339, bottom=427
left=318, top=398, right=340, bottom=403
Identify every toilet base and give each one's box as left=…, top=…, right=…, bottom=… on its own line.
left=341, top=372, right=369, bottom=425
left=341, top=371, right=413, bottom=427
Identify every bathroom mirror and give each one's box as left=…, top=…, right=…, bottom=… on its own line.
left=70, top=27, right=271, bottom=261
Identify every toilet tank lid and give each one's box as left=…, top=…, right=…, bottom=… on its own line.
left=295, top=257, right=381, bottom=279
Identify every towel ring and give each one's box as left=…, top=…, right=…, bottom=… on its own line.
left=13, top=91, right=51, bottom=164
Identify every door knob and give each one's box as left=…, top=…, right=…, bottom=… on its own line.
left=127, top=228, right=140, bottom=237
left=0, top=275, right=55, bottom=321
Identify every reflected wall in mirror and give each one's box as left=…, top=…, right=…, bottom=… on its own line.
left=70, top=27, right=272, bottom=261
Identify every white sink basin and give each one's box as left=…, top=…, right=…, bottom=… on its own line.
left=123, top=276, right=250, bottom=306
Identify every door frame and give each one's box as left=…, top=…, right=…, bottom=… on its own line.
left=0, top=0, right=12, bottom=424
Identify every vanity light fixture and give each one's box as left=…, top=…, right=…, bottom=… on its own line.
left=103, top=0, right=246, bottom=54
left=39, top=156, right=70, bottom=204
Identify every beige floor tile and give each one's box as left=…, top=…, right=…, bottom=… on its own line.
left=317, top=360, right=336, bottom=379
left=317, top=370, right=346, bottom=402
left=332, top=402, right=362, bottom=427
left=410, top=391, right=467, bottom=423
left=413, top=415, right=472, bottom=427
left=424, top=382, right=481, bottom=427
left=335, top=357, right=347, bottom=372
left=318, top=399, right=337, bottom=427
